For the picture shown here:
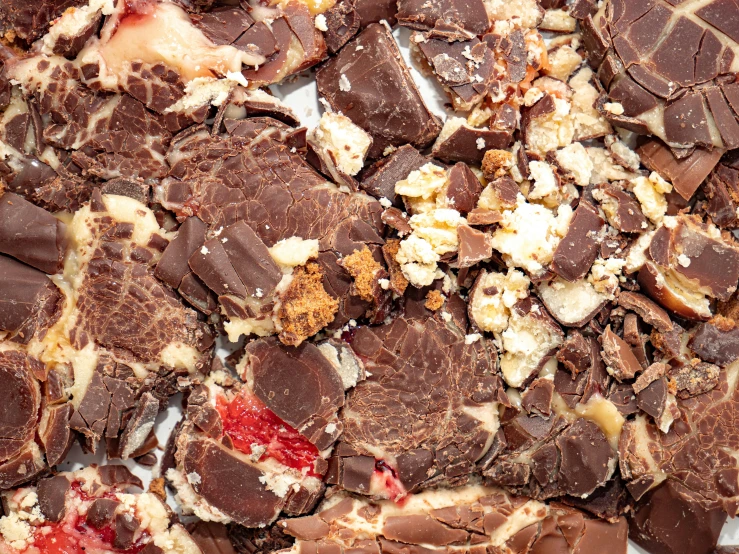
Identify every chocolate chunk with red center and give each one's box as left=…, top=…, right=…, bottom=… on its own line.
left=241, top=338, right=346, bottom=451
left=317, top=23, right=442, bottom=159
left=578, top=0, right=739, bottom=150
left=630, top=480, right=726, bottom=554
left=397, top=0, right=489, bottom=35
left=551, top=202, right=604, bottom=282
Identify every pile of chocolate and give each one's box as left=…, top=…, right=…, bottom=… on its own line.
left=0, top=0, right=737, bottom=553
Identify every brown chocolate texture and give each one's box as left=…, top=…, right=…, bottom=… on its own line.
left=278, top=486, right=628, bottom=554
left=316, top=24, right=442, bottom=159
left=334, top=314, right=503, bottom=495
left=579, top=0, right=739, bottom=151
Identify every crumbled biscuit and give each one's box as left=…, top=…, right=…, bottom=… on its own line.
left=425, top=290, right=445, bottom=311
left=482, top=149, right=515, bottom=180
left=555, top=142, right=593, bottom=186
left=277, top=263, right=339, bottom=346
left=483, top=0, right=544, bottom=30
left=539, top=9, right=577, bottom=32
left=339, top=246, right=382, bottom=303
left=527, top=160, right=559, bottom=202
left=396, top=235, right=441, bottom=288
left=469, top=269, right=531, bottom=333
left=269, top=237, right=320, bottom=270
left=569, top=68, right=612, bottom=140
left=148, top=477, right=167, bottom=502
left=630, top=172, right=673, bottom=224
left=408, top=209, right=466, bottom=256
left=526, top=97, right=575, bottom=154
left=586, top=147, right=638, bottom=184
left=382, top=239, right=409, bottom=295
left=544, top=44, right=583, bottom=82
left=308, top=112, right=373, bottom=176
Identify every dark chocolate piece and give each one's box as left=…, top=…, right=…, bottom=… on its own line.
left=36, top=475, right=70, bottom=522
left=689, top=317, right=739, bottom=367
left=601, top=325, right=643, bottom=381
left=316, top=24, right=442, bottom=159
left=397, top=0, right=489, bottom=35
left=360, top=145, right=435, bottom=206
left=551, top=202, right=604, bottom=282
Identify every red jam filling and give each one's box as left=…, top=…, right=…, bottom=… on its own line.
left=374, top=459, right=408, bottom=504
left=217, top=391, right=321, bottom=477
left=30, top=518, right=148, bottom=554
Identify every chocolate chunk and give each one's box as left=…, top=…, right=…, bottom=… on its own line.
left=556, top=418, right=615, bottom=497
left=522, top=379, right=554, bottom=417
left=397, top=0, right=489, bottom=35
left=114, top=513, right=140, bottom=550
left=323, top=0, right=361, bottom=54
left=0, top=0, right=84, bottom=42
left=595, top=183, right=647, bottom=234
left=446, top=163, right=482, bottom=214
left=703, top=163, right=739, bottom=229
left=36, top=475, right=70, bottom=522
left=155, top=216, right=207, bottom=289
left=87, top=498, right=120, bottom=529
left=39, top=403, right=73, bottom=467
left=188, top=521, right=239, bottom=554
left=433, top=119, right=513, bottom=165
left=194, top=7, right=253, bottom=45
left=119, top=392, right=159, bottom=459
left=557, top=332, right=594, bottom=377
left=551, top=202, right=604, bottom=282
left=0, top=192, right=67, bottom=274
left=630, top=480, right=726, bottom=554
left=243, top=338, right=345, bottom=451
left=689, top=317, right=739, bottom=367
left=637, top=139, right=724, bottom=201
left=617, top=292, right=673, bottom=333
left=635, top=376, right=669, bottom=420
left=316, top=24, right=442, bottom=159
left=456, top=225, right=493, bottom=268
left=97, top=464, right=143, bottom=488
left=0, top=254, right=62, bottom=343
left=601, top=325, right=643, bottom=382
left=0, top=350, right=41, bottom=464
left=582, top=0, right=739, bottom=149
left=355, top=0, right=398, bottom=26
left=360, top=145, right=435, bottom=205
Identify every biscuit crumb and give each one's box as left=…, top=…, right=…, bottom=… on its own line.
left=382, top=239, right=409, bottom=296
left=425, top=290, right=445, bottom=311
left=482, top=149, right=515, bottom=180
left=340, top=246, right=382, bottom=302
left=148, top=477, right=167, bottom=502
left=278, top=263, right=339, bottom=346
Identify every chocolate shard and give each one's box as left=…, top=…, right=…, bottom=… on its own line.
left=433, top=117, right=514, bottom=165
left=316, top=23, right=442, bottom=159
left=630, top=480, right=726, bottom=554
left=0, top=192, right=67, bottom=274
left=0, top=254, right=62, bottom=343
left=36, top=475, right=70, bottom=522
left=689, top=316, right=739, bottom=367
left=637, top=139, right=724, bottom=201
left=0, top=0, right=85, bottom=42
left=87, top=498, right=120, bottom=529
left=0, top=350, right=41, bottom=466
left=397, top=0, right=490, bottom=35
left=119, top=392, right=160, bottom=460
left=601, top=325, right=643, bottom=382
left=617, top=292, right=673, bottom=333
left=551, top=202, right=604, bottom=282
left=703, top=163, right=739, bottom=229
left=594, top=183, right=648, bottom=234
left=39, top=403, right=73, bottom=467
left=669, top=359, right=720, bottom=399
left=556, top=418, right=615, bottom=498
left=323, top=0, right=362, bottom=54
left=242, top=338, right=345, bottom=451
left=456, top=225, right=493, bottom=268
left=360, top=145, right=436, bottom=206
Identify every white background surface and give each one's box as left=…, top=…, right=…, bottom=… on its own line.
left=65, top=25, right=738, bottom=553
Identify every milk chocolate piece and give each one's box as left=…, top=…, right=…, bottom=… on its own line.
left=557, top=332, right=593, bottom=377
left=155, top=216, right=207, bottom=289
left=360, top=145, right=435, bottom=205
left=316, top=24, right=442, bottom=159
left=433, top=120, right=513, bottom=165
left=704, top=163, right=739, bottom=229
left=397, top=0, right=489, bottom=35
left=194, top=7, right=254, bottom=46
left=0, top=192, right=67, bottom=274
left=323, top=0, right=361, bottom=54
left=456, top=225, right=493, bottom=268
left=669, top=359, right=720, bottom=399
left=630, top=480, right=726, bottom=554
left=556, top=419, right=615, bottom=498
left=551, top=202, right=604, bottom=282
left=689, top=317, right=739, bottom=367
left=188, top=521, right=239, bottom=554
left=36, top=475, right=70, bottom=522
left=522, top=379, right=554, bottom=417
left=87, top=498, right=120, bottom=529
left=617, top=292, right=673, bottom=333
left=242, top=338, right=345, bottom=451
left=601, top=326, right=643, bottom=382
left=0, top=254, right=62, bottom=343
left=355, top=0, right=398, bottom=26
left=637, top=139, right=724, bottom=201
left=595, top=183, right=647, bottom=234
left=0, top=350, right=41, bottom=466
left=39, top=403, right=73, bottom=467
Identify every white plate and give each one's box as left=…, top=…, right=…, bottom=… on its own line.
left=65, top=24, right=738, bottom=553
